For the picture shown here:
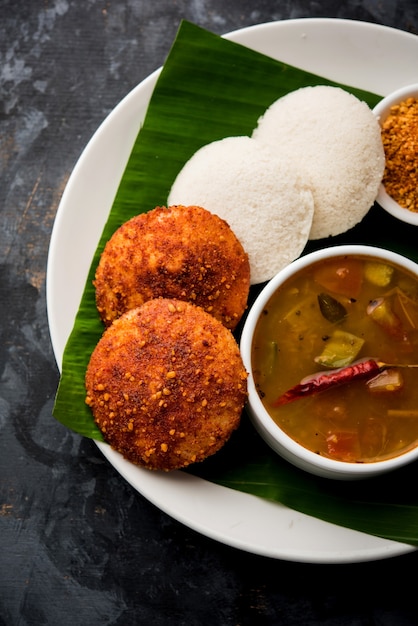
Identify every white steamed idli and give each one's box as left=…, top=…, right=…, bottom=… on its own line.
left=168, top=136, right=314, bottom=285
left=252, top=85, right=385, bottom=240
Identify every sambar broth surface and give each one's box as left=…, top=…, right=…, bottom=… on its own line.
left=252, top=254, right=418, bottom=463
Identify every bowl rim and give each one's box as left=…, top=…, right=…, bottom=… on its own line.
left=240, top=244, right=418, bottom=478
left=373, top=82, right=418, bottom=118
left=373, top=83, right=418, bottom=226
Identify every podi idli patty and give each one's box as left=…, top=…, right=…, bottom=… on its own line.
left=94, top=204, right=250, bottom=330
left=85, top=298, right=248, bottom=471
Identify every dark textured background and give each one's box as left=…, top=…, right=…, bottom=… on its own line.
left=1, top=1, right=418, bottom=624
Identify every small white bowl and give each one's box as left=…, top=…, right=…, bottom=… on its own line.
left=373, top=83, right=418, bottom=226
left=240, top=245, right=418, bottom=480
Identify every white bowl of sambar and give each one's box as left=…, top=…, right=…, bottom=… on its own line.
left=241, top=245, right=418, bottom=480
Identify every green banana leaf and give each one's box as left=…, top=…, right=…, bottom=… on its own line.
left=53, top=20, right=418, bottom=546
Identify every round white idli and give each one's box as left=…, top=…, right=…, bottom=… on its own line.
left=252, top=86, right=385, bottom=240
left=168, top=136, right=314, bottom=285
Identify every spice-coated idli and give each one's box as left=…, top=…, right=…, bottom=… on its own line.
left=85, top=298, right=248, bottom=471
left=94, top=204, right=250, bottom=330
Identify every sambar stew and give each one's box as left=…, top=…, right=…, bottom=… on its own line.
left=252, top=254, right=418, bottom=463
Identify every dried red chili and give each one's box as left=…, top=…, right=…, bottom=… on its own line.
left=273, top=358, right=383, bottom=407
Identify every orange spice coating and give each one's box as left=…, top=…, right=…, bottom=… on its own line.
left=94, top=205, right=251, bottom=330
left=381, top=97, right=418, bottom=212
left=85, top=298, right=248, bottom=471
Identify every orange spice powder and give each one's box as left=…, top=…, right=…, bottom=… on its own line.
left=381, top=96, right=418, bottom=212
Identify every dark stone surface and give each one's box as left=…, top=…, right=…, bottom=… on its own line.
left=1, top=1, right=418, bottom=624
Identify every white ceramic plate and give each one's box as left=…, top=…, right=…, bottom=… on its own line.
left=47, top=18, right=418, bottom=563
